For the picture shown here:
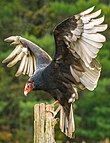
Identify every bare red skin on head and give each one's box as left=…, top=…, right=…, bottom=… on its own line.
left=25, top=86, right=31, bottom=93
left=24, top=82, right=33, bottom=95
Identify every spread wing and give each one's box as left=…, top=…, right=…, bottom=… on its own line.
left=2, top=36, right=52, bottom=77
left=53, top=6, right=107, bottom=91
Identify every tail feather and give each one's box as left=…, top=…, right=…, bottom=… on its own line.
left=60, top=103, right=75, bottom=138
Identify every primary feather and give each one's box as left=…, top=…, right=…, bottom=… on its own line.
left=2, top=36, right=52, bottom=77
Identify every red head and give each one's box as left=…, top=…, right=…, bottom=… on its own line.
left=24, top=81, right=35, bottom=96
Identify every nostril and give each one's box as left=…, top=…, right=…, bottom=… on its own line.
left=27, top=85, right=29, bottom=88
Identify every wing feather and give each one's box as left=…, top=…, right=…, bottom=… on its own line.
left=29, top=55, right=34, bottom=77
left=82, top=33, right=106, bottom=42
left=54, top=6, right=107, bottom=90
left=80, top=6, right=95, bottom=16
left=81, top=9, right=101, bottom=23
left=81, top=37, right=103, bottom=48
left=70, top=66, right=80, bottom=82
left=33, top=55, right=37, bottom=72
left=74, top=41, right=92, bottom=66
left=80, top=39, right=99, bottom=54
left=26, top=57, right=30, bottom=76
left=15, top=55, right=27, bottom=77
left=84, top=24, right=107, bottom=33
left=7, top=52, right=24, bottom=68
left=22, top=56, right=28, bottom=75
left=83, top=16, right=104, bottom=29
left=2, top=36, right=52, bottom=77
left=2, top=45, right=22, bottom=63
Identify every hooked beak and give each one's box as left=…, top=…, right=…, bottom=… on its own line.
left=24, top=81, right=35, bottom=96
left=24, top=83, right=31, bottom=96
left=24, top=91, right=28, bottom=96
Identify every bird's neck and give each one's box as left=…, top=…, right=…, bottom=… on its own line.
left=31, top=67, right=50, bottom=91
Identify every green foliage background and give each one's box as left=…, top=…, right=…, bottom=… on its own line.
left=0, top=0, right=110, bottom=143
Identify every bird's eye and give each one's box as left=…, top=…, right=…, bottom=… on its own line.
left=27, top=85, right=30, bottom=88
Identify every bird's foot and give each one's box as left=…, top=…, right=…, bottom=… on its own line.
left=52, top=100, right=59, bottom=106
left=54, top=105, right=62, bottom=117
left=46, top=103, right=62, bottom=117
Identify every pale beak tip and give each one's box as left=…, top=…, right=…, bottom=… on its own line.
left=24, top=91, right=28, bottom=96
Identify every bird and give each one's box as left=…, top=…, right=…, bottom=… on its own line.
left=2, top=6, right=107, bottom=138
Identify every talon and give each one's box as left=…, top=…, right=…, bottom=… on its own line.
left=46, top=110, right=54, bottom=116
left=46, top=105, right=62, bottom=117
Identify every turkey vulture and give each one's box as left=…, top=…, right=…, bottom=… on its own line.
left=2, top=6, right=107, bottom=138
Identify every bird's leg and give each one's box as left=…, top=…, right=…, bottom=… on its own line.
left=52, top=100, right=59, bottom=106
left=47, top=105, right=62, bottom=117
left=46, top=100, right=61, bottom=117
left=54, top=105, right=62, bottom=117
left=52, top=100, right=62, bottom=117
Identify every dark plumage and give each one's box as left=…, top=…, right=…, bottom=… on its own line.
left=2, top=6, right=107, bottom=138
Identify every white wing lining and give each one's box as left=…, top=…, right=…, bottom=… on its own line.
left=2, top=36, right=37, bottom=77
left=65, top=6, right=107, bottom=90
left=65, top=6, right=107, bottom=68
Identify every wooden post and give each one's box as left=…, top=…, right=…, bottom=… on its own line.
left=34, top=103, right=56, bottom=143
